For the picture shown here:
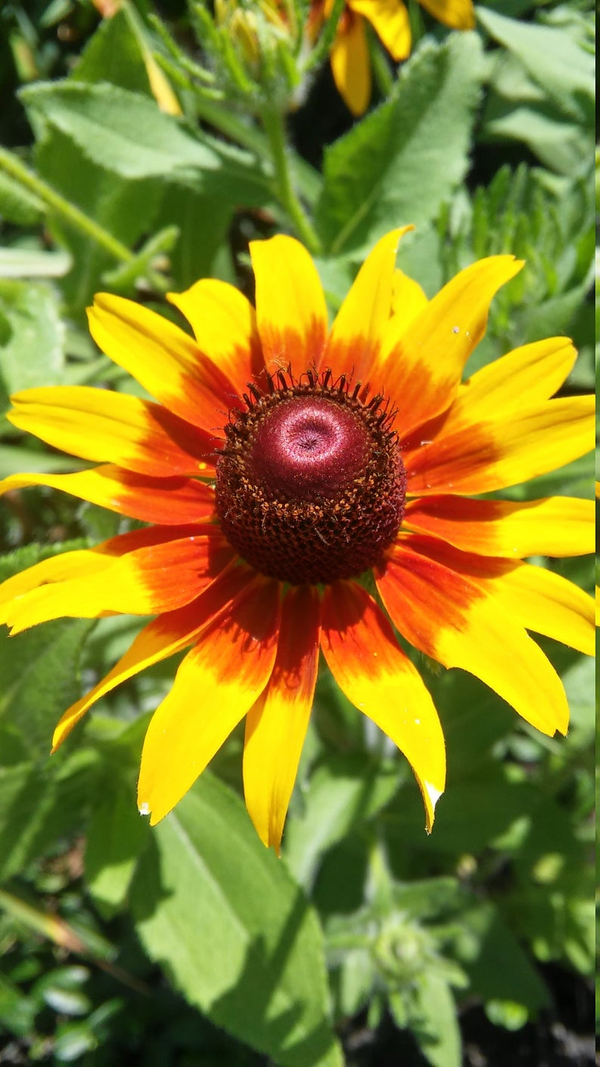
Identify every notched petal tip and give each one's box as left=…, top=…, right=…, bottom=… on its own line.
left=138, top=801, right=151, bottom=817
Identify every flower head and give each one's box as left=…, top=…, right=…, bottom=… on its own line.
left=0, top=229, right=594, bottom=852
left=311, top=0, right=476, bottom=115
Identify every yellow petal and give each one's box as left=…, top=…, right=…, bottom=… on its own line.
left=330, top=12, right=371, bottom=117
left=243, top=586, right=320, bottom=853
left=321, top=580, right=445, bottom=831
left=403, top=495, right=595, bottom=558
left=88, top=294, right=236, bottom=431
left=377, top=540, right=570, bottom=736
left=442, top=337, right=578, bottom=434
left=167, top=278, right=265, bottom=395
left=137, top=577, right=281, bottom=824
left=249, top=234, right=328, bottom=373
left=0, top=466, right=216, bottom=526
left=379, top=256, right=524, bottom=436
left=323, top=227, right=413, bottom=383
left=350, top=0, right=411, bottom=60
left=7, top=386, right=213, bottom=476
left=390, top=268, right=428, bottom=332
left=482, top=561, right=595, bottom=659
left=405, top=396, right=595, bottom=496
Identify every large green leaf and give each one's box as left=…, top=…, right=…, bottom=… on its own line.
left=131, top=774, right=342, bottom=1067
left=20, top=82, right=270, bottom=204
left=315, top=33, right=484, bottom=255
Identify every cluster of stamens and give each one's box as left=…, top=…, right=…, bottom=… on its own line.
left=215, top=368, right=406, bottom=585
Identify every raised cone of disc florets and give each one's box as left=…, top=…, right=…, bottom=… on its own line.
left=215, top=370, right=406, bottom=584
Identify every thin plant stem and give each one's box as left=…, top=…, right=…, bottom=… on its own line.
left=0, top=148, right=135, bottom=266
left=260, top=106, right=322, bottom=254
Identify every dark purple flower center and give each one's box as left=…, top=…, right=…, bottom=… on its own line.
left=215, top=371, right=406, bottom=585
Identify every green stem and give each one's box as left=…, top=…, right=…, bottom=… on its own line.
left=260, top=106, right=322, bottom=254
left=0, top=148, right=135, bottom=265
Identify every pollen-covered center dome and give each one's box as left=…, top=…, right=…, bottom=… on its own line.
left=215, top=371, right=406, bottom=585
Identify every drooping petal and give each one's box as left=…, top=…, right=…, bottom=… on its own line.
left=376, top=539, right=569, bottom=735
left=243, top=585, right=320, bottom=853
left=418, top=0, right=475, bottom=30
left=0, top=466, right=216, bottom=526
left=167, top=278, right=265, bottom=395
left=137, top=575, right=281, bottom=825
left=330, top=9, right=371, bottom=117
left=391, top=269, right=428, bottom=331
left=405, top=396, right=595, bottom=496
left=52, top=562, right=259, bottom=750
left=377, top=256, right=523, bottom=436
left=250, top=235, right=328, bottom=374
left=320, top=580, right=445, bottom=831
left=88, top=294, right=239, bottom=431
left=7, top=387, right=215, bottom=477
left=323, top=227, right=413, bottom=384
left=439, top=337, right=578, bottom=435
left=403, top=495, right=594, bottom=558
left=1, top=527, right=234, bottom=633
left=350, top=0, right=411, bottom=59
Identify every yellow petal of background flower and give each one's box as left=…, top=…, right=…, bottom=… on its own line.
left=7, top=387, right=213, bottom=476
left=52, top=562, right=257, bottom=751
left=323, top=227, right=413, bottom=384
left=250, top=234, right=329, bottom=373
left=403, top=495, right=594, bottom=558
left=167, top=279, right=265, bottom=395
left=0, top=466, right=216, bottom=526
left=440, top=337, right=578, bottom=435
left=350, top=0, right=411, bottom=59
left=88, top=294, right=238, bottom=431
left=330, top=10, right=371, bottom=117
left=243, top=586, right=321, bottom=853
left=405, top=396, right=595, bottom=495
left=377, top=541, right=570, bottom=736
left=137, top=576, right=281, bottom=825
left=321, top=580, right=446, bottom=831
left=378, top=256, right=523, bottom=436
left=419, top=0, right=475, bottom=29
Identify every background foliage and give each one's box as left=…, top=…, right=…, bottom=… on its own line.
left=0, top=1, right=595, bottom=1064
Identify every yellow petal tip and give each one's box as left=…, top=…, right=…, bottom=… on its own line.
left=423, top=780, right=444, bottom=833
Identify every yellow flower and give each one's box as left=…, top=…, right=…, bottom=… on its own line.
left=311, top=0, right=476, bottom=115
left=0, top=230, right=594, bottom=851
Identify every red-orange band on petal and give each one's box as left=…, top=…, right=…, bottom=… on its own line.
left=321, top=580, right=445, bottom=830
left=243, top=585, right=321, bottom=853
left=376, top=538, right=569, bottom=736
left=0, top=466, right=216, bottom=526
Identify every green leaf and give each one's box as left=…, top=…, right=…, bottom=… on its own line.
left=477, top=7, right=594, bottom=126
left=316, top=33, right=484, bottom=255
left=33, top=125, right=163, bottom=313
left=71, top=8, right=153, bottom=96
left=0, top=281, right=65, bottom=407
left=21, top=82, right=270, bottom=204
left=409, top=972, right=461, bottom=1067
left=85, top=776, right=150, bottom=918
left=451, top=902, right=550, bottom=1011
left=131, top=773, right=342, bottom=1067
